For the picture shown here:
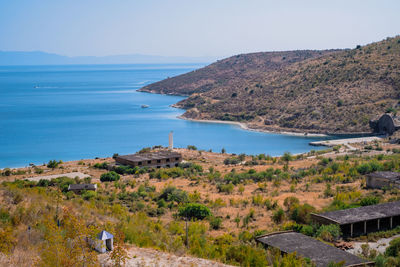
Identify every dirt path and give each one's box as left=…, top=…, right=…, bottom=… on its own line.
left=26, top=171, right=90, bottom=182
left=98, top=245, right=234, bottom=267
left=310, top=136, right=383, bottom=150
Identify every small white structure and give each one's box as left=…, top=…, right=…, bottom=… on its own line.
left=169, top=131, right=173, bottom=150
left=90, top=230, right=113, bottom=253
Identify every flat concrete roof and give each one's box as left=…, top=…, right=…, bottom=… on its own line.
left=312, top=201, right=400, bottom=225
left=368, top=171, right=400, bottom=181
left=257, top=231, right=371, bottom=267
left=68, top=184, right=97, bottom=191
left=116, top=151, right=181, bottom=162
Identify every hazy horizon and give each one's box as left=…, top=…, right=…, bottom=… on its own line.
left=1, top=0, right=399, bottom=58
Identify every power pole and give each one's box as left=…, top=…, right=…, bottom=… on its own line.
left=185, top=218, right=189, bottom=248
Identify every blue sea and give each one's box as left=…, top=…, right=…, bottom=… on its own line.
left=0, top=64, right=330, bottom=168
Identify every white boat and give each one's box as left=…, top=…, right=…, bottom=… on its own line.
left=141, top=105, right=149, bottom=108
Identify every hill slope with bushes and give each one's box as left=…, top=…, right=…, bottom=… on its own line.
left=140, top=36, right=400, bottom=134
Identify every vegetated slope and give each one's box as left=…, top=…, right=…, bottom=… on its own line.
left=140, top=36, right=400, bottom=134
left=139, top=50, right=339, bottom=96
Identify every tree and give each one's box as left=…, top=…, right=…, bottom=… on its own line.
left=110, top=230, right=129, bottom=267
left=221, top=148, right=226, bottom=154
left=100, top=171, right=120, bottom=182
left=178, top=203, right=211, bottom=221
left=37, top=208, right=98, bottom=267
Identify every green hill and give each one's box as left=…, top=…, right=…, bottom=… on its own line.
left=140, top=36, right=400, bottom=134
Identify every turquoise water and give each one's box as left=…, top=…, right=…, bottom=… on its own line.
left=0, top=64, right=330, bottom=168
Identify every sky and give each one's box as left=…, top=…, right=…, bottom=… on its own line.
left=0, top=0, right=399, bottom=58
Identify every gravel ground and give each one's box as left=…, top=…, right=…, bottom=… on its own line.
left=98, top=246, right=234, bottom=267
left=347, top=234, right=400, bottom=255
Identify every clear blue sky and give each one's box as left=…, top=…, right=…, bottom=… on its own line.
left=0, top=0, right=399, bottom=57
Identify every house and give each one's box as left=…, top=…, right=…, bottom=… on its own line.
left=311, top=201, right=400, bottom=237
left=256, top=231, right=373, bottom=267
left=90, top=230, right=113, bottom=253
left=115, top=151, right=182, bottom=168
left=68, top=184, right=97, bottom=192
left=366, top=171, right=400, bottom=189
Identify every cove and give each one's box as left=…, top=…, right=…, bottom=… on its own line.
left=0, top=64, right=330, bottom=168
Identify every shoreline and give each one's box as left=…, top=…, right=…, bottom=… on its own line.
left=177, top=115, right=328, bottom=137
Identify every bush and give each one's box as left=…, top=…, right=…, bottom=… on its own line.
left=187, top=145, right=197, bottom=150
left=272, top=208, right=285, bottom=224
left=2, top=168, right=11, bottom=176
left=224, top=157, right=241, bottom=165
left=100, top=171, right=120, bottom=182
left=360, top=196, right=380, bottom=206
left=178, top=203, right=211, bottom=220
left=209, top=217, right=222, bottom=230
left=37, top=179, right=50, bottom=187
left=82, top=191, right=96, bottom=200
left=158, top=186, right=188, bottom=204
left=47, top=160, right=61, bottom=169
left=316, top=224, right=341, bottom=242
left=217, top=183, right=234, bottom=194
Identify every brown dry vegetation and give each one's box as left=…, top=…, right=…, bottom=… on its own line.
left=2, top=141, right=400, bottom=266
left=140, top=36, right=400, bottom=134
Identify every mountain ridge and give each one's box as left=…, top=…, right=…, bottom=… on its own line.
left=0, top=51, right=216, bottom=65
left=140, top=36, right=400, bottom=134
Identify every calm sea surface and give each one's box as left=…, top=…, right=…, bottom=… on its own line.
left=0, top=64, right=330, bottom=168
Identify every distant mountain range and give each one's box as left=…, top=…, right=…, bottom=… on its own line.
left=0, top=51, right=216, bottom=65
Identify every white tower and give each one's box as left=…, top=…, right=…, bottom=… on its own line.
left=168, top=131, right=173, bottom=150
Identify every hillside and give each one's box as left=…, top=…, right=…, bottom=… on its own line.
left=3, top=139, right=400, bottom=266
left=139, top=36, right=400, bottom=134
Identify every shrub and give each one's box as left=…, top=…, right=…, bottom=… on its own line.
left=359, top=196, right=380, bottom=206
left=34, top=167, right=44, bottom=174
left=209, top=216, right=222, bottom=230
left=158, top=186, right=188, bottom=204
left=316, top=224, right=341, bottom=242
left=272, top=208, right=285, bottom=224
left=385, top=237, right=400, bottom=257
left=37, top=179, right=50, bottom=187
left=2, top=168, right=11, bottom=176
left=100, top=171, right=120, bottom=182
left=187, top=145, right=197, bottom=150
left=47, top=160, right=61, bottom=169
left=178, top=203, right=211, bottom=220
left=82, top=191, right=96, bottom=200
left=217, top=183, right=234, bottom=194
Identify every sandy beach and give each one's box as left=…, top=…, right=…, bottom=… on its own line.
left=177, top=115, right=328, bottom=137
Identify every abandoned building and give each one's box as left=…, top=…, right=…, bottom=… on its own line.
left=68, top=184, right=97, bottom=192
left=311, top=201, right=400, bottom=237
left=256, top=231, right=372, bottom=267
left=90, top=230, right=113, bottom=253
left=370, top=113, right=400, bottom=135
left=366, top=171, right=400, bottom=189
left=115, top=150, right=182, bottom=168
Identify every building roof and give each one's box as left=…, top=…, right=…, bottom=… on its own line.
left=116, top=151, right=181, bottom=162
left=367, top=171, right=400, bottom=181
left=257, top=231, right=370, bottom=267
left=98, top=230, right=113, bottom=240
left=312, top=201, right=400, bottom=225
left=68, top=184, right=97, bottom=191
